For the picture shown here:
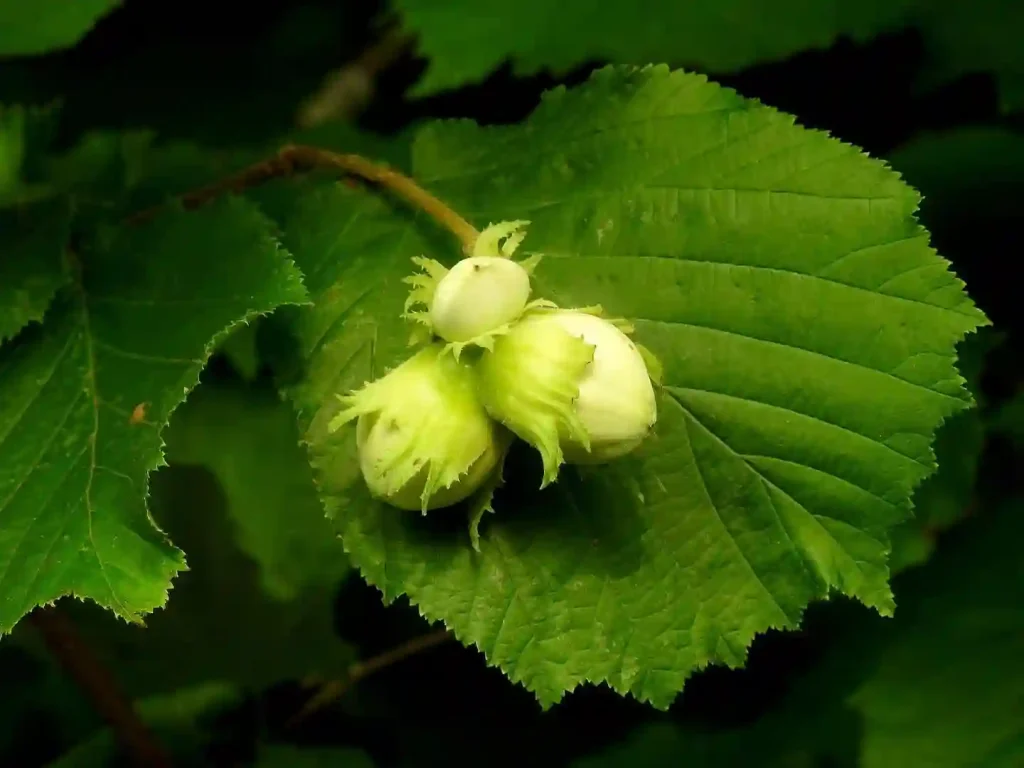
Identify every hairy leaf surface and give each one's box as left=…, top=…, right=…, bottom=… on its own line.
left=0, top=197, right=307, bottom=634
left=276, top=65, right=985, bottom=707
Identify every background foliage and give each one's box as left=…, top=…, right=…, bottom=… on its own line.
left=1, top=0, right=1021, bottom=766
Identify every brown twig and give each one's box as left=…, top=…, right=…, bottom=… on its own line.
left=127, top=144, right=480, bottom=254
left=29, top=607, right=173, bottom=768
left=286, top=627, right=453, bottom=728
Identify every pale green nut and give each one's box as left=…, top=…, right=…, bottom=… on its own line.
left=402, top=220, right=543, bottom=353
left=328, top=344, right=505, bottom=513
left=430, top=256, right=531, bottom=343
left=477, top=308, right=658, bottom=487
left=549, top=311, right=657, bottom=464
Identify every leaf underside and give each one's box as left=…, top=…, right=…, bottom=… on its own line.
left=396, top=0, right=919, bottom=95
left=399, top=0, right=1021, bottom=113
left=264, top=65, right=986, bottom=708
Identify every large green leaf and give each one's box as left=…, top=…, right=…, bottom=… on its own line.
left=273, top=65, right=985, bottom=708
left=0, top=0, right=121, bottom=56
left=397, top=0, right=917, bottom=95
left=0, top=197, right=308, bottom=634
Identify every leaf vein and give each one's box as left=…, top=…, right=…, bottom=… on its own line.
left=418, top=105, right=747, bottom=186
left=0, top=321, right=79, bottom=448
left=742, top=453, right=902, bottom=512
left=13, top=449, right=91, bottom=613
left=670, top=393, right=891, bottom=596
left=666, top=384, right=928, bottom=470
left=87, top=295, right=259, bottom=307
left=675, top=402, right=795, bottom=625
left=78, top=287, right=133, bottom=618
left=635, top=314, right=963, bottom=403
left=305, top=286, right=377, bottom=364
left=0, top=422, right=87, bottom=595
left=542, top=251, right=977, bottom=322
left=93, top=337, right=200, bottom=366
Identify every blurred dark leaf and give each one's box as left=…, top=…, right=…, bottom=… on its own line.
left=0, top=0, right=121, bottom=57
left=47, top=683, right=241, bottom=768
left=255, top=744, right=376, bottom=768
